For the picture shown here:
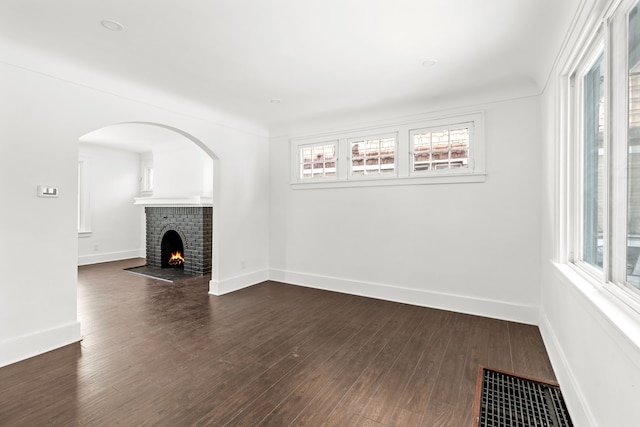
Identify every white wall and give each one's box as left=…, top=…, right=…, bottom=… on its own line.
left=77, top=143, right=144, bottom=265
left=269, top=96, right=542, bottom=324
left=0, top=60, right=269, bottom=368
left=152, top=142, right=213, bottom=198
left=0, top=63, right=80, bottom=368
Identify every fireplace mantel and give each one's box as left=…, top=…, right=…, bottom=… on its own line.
left=134, top=196, right=213, bottom=207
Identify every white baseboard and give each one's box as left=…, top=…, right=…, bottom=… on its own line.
left=78, top=249, right=145, bottom=266
left=0, top=321, right=81, bottom=368
left=209, top=269, right=269, bottom=296
left=539, top=312, right=595, bottom=427
left=268, top=268, right=539, bottom=325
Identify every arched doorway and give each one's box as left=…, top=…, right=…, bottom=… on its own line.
left=78, top=121, right=219, bottom=284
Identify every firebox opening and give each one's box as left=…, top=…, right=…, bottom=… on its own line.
left=161, top=230, right=184, bottom=269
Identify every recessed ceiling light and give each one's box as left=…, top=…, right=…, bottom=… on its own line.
left=421, top=59, right=438, bottom=68
left=269, top=98, right=282, bottom=104
left=101, top=19, right=124, bottom=31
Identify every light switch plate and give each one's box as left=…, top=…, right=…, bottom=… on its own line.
left=37, top=185, right=59, bottom=197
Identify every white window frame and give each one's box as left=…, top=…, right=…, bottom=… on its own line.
left=141, top=166, right=154, bottom=195
left=78, top=157, right=91, bottom=237
left=140, top=151, right=154, bottom=196
left=347, top=132, right=398, bottom=179
left=409, top=121, right=476, bottom=176
left=563, top=0, right=640, bottom=313
left=569, top=32, right=607, bottom=283
left=290, top=112, right=485, bottom=189
left=292, top=139, right=339, bottom=183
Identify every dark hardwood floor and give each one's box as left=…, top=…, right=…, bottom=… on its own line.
left=0, top=259, right=556, bottom=426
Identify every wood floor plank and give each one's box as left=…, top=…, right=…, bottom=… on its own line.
left=286, top=302, right=406, bottom=426
left=485, top=318, right=514, bottom=373
left=393, top=309, right=454, bottom=416
left=344, top=305, right=433, bottom=425
left=320, top=305, right=426, bottom=426
left=195, top=296, right=365, bottom=426
left=420, top=398, right=470, bottom=427
left=388, top=408, right=424, bottom=427
left=457, top=315, right=492, bottom=409
left=361, top=307, right=443, bottom=425
left=253, top=297, right=377, bottom=426
left=509, top=322, right=557, bottom=382
left=0, top=259, right=558, bottom=426
left=224, top=321, right=366, bottom=426
left=426, top=312, right=474, bottom=408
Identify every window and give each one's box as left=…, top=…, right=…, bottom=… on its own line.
left=298, top=142, right=337, bottom=180
left=411, top=125, right=471, bottom=173
left=349, top=133, right=396, bottom=176
left=77, top=158, right=91, bottom=236
left=628, top=3, right=640, bottom=288
left=140, top=151, right=154, bottom=196
left=580, top=52, right=605, bottom=272
left=567, top=0, right=640, bottom=304
left=290, top=112, right=484, bottom=188
left=142, top=166, right=154, bottom=193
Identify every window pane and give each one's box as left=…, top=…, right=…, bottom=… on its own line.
left=450, top=128, right=470, bottom=162
left=582, top=53, right=605, bottom=270
left=299, top=143, right=336, bottom=179
left=414, top=133, right=431, bottom=170
left=628, top=5, right=640, bottom=287
left=350, top=136, right=396, bottom=175
left=313, top=146, right=325, bottom=160
left=412, top=127, right=469, bottom=171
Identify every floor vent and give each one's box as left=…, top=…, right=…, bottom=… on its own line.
left=474, top=367, right=573, bottom=427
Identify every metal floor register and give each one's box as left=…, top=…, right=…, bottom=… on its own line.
left=474, top=367, right=573, bottom=427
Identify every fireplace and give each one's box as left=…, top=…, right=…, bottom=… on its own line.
left=144, top=206, right=212, bottom=275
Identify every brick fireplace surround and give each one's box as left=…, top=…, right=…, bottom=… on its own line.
left=144, top=206, right=212, bottom=275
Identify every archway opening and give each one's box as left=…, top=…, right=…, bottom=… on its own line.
left=77, top=121, right=219, bottom=283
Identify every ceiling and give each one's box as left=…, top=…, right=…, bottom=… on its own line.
left=0, top=0, right=580, bottom=128
left=79, top=122, right=190, bottom=153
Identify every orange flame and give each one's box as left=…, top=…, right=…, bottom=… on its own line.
left=168, top=251, right=184, bottom=266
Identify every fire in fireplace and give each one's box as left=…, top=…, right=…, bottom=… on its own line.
left=161, top=230, right=184, bottom=269
left=168, top=251, right=185, bottom=266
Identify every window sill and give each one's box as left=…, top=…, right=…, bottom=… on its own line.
left=552, top=262, right=640, bottom=359
left=78, top=231, right=92, bottom=238
left=291, top=172, right=486, bottom=190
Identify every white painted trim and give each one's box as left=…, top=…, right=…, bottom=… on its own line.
left=209, top=269, right=269, bottom=296
left=133, top=196, right=213, bottom=207
left=539, top=312, right=596, bottom=427
left=551, top=262, right=640, bottom=368
left=291, top=173, right=486, bottom=189
left=268, top=268, right=539, bottom=325
left=0, top=321, right=81, bottom=368
left=78, top=249, right=145, bottom=266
